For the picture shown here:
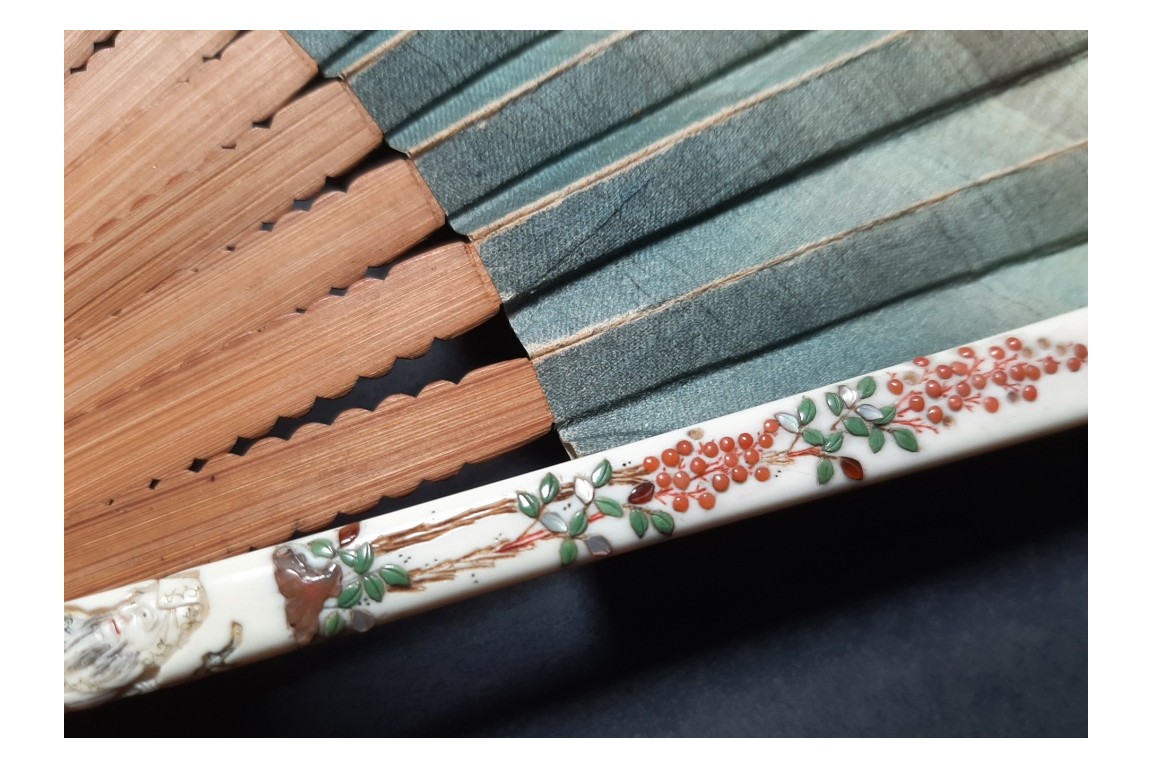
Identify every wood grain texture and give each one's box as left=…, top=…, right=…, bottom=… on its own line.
left=64, top=159, right=444, bottom=420
left=64, top=30, right=115, bottom=74
left=64, top=242, right=500, bottom=511
left=64, top=30, right=238, bottom=171
left=64, top=81, right=382, bottom=340
left=65, top=359, right=554, bottom=599
left=63, top=31, right=316, bottom=262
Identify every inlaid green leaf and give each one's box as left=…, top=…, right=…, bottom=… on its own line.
left=798, top=397, right=817, bottom=426
left=868, top=428, right=885, bottom=453
left=825, top=392, right=844, bottom=416
left=802, top=428, right=825, bottom=446
left=379, top=564, right=411, bottom=588
left=339, top=549, right=357, bottom=568
left=595, top=497, right=624, bottom=517
left=591, top=458, right=613, bottom=488
left=817, top=458, right=834, bottom=485
left=539, top=472, right=560, bottom=504
left=651, top=510, right=676, bottom=535
left=630, top=508, right=649, bottom=538
left=517, top=491, right=540, bottom=518
left=878, top=405, right=897, bottom=425
left=845, top=417, right=870, bottom=437
left=560, top=538, right=578, bottom=566
left=351, top=542, right=375, bottom=574
left=362, top=572, right=385, bottom=602
left=569, top=509, right=589, bottom=537
left=309, top=539, right=336, bottom=559
left=322, top=612, right=344, bottom=638
left=858, top=376, right=877, bottom=398
left=893, top=428, right=919, bottom=452
left=823, top=432, right=844, bottom=453
left=337, top=581, right=362, bottom=609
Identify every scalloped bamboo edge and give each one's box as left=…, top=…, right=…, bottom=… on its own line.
left=64, top=31, right=317, bottom=258
left=65, top=30, right=116, bottom=74
left=64, top=159, right=443, bottom=420
left=65, top=358, right=554, bottom=598
left=64, top=242, right=499, bottom=511
left=63, top=309, right=1088, bottom=709
left=64, top=80, right=382, bottom=340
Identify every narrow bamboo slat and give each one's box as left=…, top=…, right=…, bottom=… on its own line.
left=63, top=31, right=316, bottom=266
left=64, top=243, right=500, bottom=512
left=65, top=359, right=554, bottom=599
left=64, top=81, right=382, bottom=340
left=64, top=30, right=238, bottom=171
left=64, top=30, right=114, bottom=74
left=64, top=160, right=444, bottom=420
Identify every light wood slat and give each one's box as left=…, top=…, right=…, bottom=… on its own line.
left=64, top=160, right=444, bottom=420
left=65, top=30, right=238, bottom=172
left=64, top=31, right=316, bottom=258
left=65, top=242, right=499, bottom=511
left=64, top=30, right=114, bottom=74
left=64, top=82, right=381, bottom=340
left=65, top=359, right=554, bottom=599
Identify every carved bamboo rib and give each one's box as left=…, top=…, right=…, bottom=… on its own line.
left=64, top=30, right=239, bottom=172
left=64, top=159, right=444, bottom=421
left=64, top=30, right=115, bottom=74
left=64, top=242, right=501, bottom=512
left=64, top=359, right=555, bottom=599
left=63, top=81, right=382, bottom=340
left=63, top=31, right=317, bottom=261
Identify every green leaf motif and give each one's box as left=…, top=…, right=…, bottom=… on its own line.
left=517, top=491, right=540, bottom=518
left=802, top=428, right=825, bottom=446
left=629, top=508, right=649, bottom=538
left=594, top=497, right=624, bottom=517
left=322, top=612, right=344, bottom=638
left=352, top=542, right=375, bottom=574
left=844, top=417, right=870, bottom=437
left=539, top=473, right=560, bottom=504
left=337, top=581, right=362, bottom=609
left=309, top=539, right=336, bottom=559
left=569, top=509, right=589, bottom=537
left=817, top=458, right=834, bottom=485
left=651, top=510, right=676, bottom=535
left=824, top=432, right=844, bottom=453
left=591, top=458, right=613, bottom=488
left=363, top=572, right=385, bottom=602
left=379, top=564, right=411, bottom=588
left=798, top=397, right=817, bottom=426
left=825, top=392, right=844, bottom=416
left=893, top=428, right=919, bottom=452
left=878, top=405, right=897, bottom=426
left=858, top=376, right=877, bottom=398
left=560, top=538, right=578, bottom=566
left=868, top=428, right=885, bottom=454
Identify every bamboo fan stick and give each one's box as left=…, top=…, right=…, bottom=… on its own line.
left=63, top=31, right=316, bottom=268
left=64, top=160, right=443, bottom=421
left=63, top=81, right=381, bottom=341
left=64, top=31, right=238, bottom=171
left=64, top=242, right=500, bottom=512
left=65, top=359, right=554, bottom=599
left=64, top=30, right=114, bottom=74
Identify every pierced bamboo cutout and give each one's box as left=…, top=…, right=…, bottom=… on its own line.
left=64, top=160, right=443, bottom=421
left=64, top=31, right=316, bottom=263
left=65, top=31, right=238, bottom=171
left=65, top=242, right=500, bottom=512
left=64, top=30, right=115, bottom=74
left=64, top=81, right=382, bottom=340
left=65, top=359, right=554, bottom=599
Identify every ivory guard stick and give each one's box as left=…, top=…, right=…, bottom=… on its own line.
left=63, top=309, right=1088, bottom=710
